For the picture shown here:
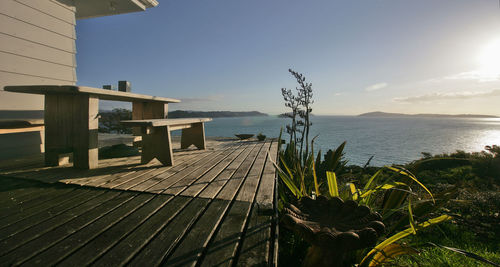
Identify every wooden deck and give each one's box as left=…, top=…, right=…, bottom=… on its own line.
left=0, top=139, right=278, bottom=266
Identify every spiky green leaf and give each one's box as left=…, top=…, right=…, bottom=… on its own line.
left=408, top=199, right=416, bottom=235
left=364, top=168, right=384, bottom=190
left=326, top=171, right=339, bottom=197
left=387, top=166, right=435, bottom=203
left=360, top=215, right=452, bottom=266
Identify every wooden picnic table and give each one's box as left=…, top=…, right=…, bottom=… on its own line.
left=4, top=85, right=180, bottom=169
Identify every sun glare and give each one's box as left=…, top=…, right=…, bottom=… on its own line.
left=477, top=39, right=500, bottom=80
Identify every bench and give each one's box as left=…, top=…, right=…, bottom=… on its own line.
left=0, top=119, right=46, bottom=162
left=121, top=118, right=212, bottom=166
left=0, top=119, right=44, bottom=134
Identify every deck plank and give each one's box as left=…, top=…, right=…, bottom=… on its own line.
left=198, top=142, right=259, bottom=201
left=128, top=150, right=217, bottom=192
left=148, top=145, right=240, bottom=194
left=256, top=139, right=279, bottom=212
left=0, top=186, right=92, bottom=228
left=177, top=146, right=247, bottom=197
left=94, top=142, right=259, bottom=266
left=91, top=196, right=193, bottom=266
left=200, top=141, right=272, bottom=266
left=81, top=152, right=198, bottom=189
left=125, top=143, right=252, bottom=265
left=0, top=189, right=107, bottom=238
left=0, top=185, right=72, bottom=216
left=163, top=143, right=262, bottom=266
left=182, top=143, right=257, bottom=199
left=127, top=197, right=211, bottom=266
left=44, top=194, right=172, bottom=266
left=142, top=149, right=227, bottom=193
left=0, top=190, right=123, bottom=259
left=238, top=140, right=278, bottom=265
left=0, top=139, right=279, bottom=266
left=49, top=193, right=156, bottom=266
left=4, top=192, right=150, bottom=266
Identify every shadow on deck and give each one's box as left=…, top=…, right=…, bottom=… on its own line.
left=0, top=139, right=278, bottom=266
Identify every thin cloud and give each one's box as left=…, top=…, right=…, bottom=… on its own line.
left=393, top=89, right=500, bottom=103
left=444, top=70, right=500, bottom=82
left=365, top=82, right=388, bottom=92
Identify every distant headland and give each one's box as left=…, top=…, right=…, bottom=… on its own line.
left=168, top=110, right=268, bottom=118
left=0, top=110, right=268, bottom=119
left=358, top=111, right=499, bottom=118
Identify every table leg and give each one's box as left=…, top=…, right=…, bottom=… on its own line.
left=44, top=94, right=71, bottom=166
left=44, top=94, right=98, bottom=169
left=132, top=102, right=168, bottom=135
left=72, top=95, right=99, bottom=169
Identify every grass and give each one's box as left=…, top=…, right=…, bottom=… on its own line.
left=391, top=158, right=500, bottom=266
left=393, top=222, right=500, bottom=266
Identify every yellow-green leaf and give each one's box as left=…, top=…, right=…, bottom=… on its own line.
left=311, top=151, right=320, bottom=196
left=387, top=166, right=435, bottom=203
left=271, top=154, right=302, bottom=198
left=364, top=168, right=383, bottom=190
left=349, top=183, right=358, bottom=200
left=361, top=182, right=408, bottom=198
left=360, top=215, right=452, bottom=266
left=369, top=243, right=419, bottom=267
left=408, top=199, right=416, bottom=235
left=326, top=171, right=339, bottom=197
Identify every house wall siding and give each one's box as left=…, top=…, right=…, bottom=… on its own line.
left=0, top=0, right=77, bottom=110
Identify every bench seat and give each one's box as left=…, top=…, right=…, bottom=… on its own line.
left=0, top=119, right=44, bottom=134
left=121, top=118, right=211, bottom=129
left=121, top=118, right=212, bottom=166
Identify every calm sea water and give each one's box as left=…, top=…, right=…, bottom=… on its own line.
left=203, top=116, right=500, bottom=166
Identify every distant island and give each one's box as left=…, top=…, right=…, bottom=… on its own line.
left=0, top=110, right=268, bottom=119
left=278, top=112, right=315, bottom=118
left=168, top=110, right=268, bottom=118
left=358, top=111, right=499, bottom=118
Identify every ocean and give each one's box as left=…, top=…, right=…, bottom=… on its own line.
left=203, top=115, right=500, bottom=166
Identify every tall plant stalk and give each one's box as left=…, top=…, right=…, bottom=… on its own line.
left=281, top=69, right=314, bottom=161
left=281, top=88, right=300, bottom=145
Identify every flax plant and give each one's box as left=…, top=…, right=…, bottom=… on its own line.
left=274, top=142, right=453, bottom=265
left=281, top=69, right=313, bottom=162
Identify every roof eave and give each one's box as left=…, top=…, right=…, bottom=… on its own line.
left=75, top=0, right=158, bottom=20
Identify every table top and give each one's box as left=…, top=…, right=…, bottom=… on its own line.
left=4, top=85, right=181, bottom=103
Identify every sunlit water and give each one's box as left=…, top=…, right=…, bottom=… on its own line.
left=201, top=116, right=500, bottom=166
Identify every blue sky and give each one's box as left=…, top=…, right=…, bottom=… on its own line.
left=76, top=0, right=500, bottom=115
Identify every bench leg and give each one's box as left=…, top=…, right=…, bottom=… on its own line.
left=141, top=126, right=174, bottom=166
left=181, top=122, right=206, bottom=149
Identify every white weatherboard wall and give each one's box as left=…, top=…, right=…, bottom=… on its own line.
left=0, top=0, right=76, bottom=160
left=0, top=0, right=77, bottom=110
